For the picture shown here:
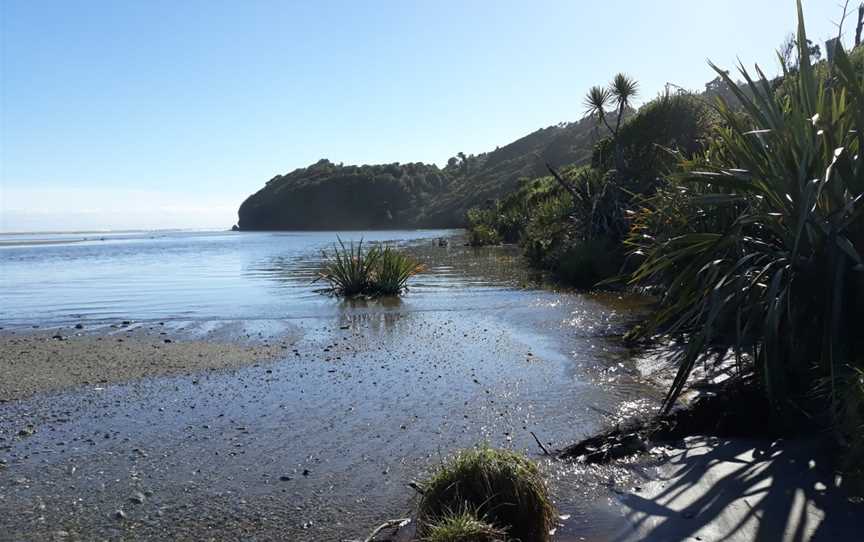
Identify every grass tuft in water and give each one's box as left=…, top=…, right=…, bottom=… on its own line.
left=316, top=238, right=423, bottom=297
left=373, top=246, right=425, bottom=296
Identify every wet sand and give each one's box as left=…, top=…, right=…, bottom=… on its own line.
left=0, top=300, right=660, bottom=541
left=0, top=327, right=290, bottom=402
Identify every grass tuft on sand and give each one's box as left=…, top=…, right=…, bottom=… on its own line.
left=421, top=508, right=507, bottom=542
left=417, top=445, right=555, bottom=542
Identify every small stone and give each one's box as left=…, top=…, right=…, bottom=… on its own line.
left=302, top=469, right=310, bottom=476
left=279, top=475, right=292, bottom=481
left=74, top=323, right=84, bottom=330
left=114, top=509, right=127, bottom=520
left=129, top=491, right=146, bottom=504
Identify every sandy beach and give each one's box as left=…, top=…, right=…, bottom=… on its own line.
left=0, top=327, right=289, bottom=402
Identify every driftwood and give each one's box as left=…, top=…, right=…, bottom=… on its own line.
left=530, top=431, right=552, bottom=456
left=559, top=375, right=775, bottom=464
left=348, top=518, right=410, bottom=542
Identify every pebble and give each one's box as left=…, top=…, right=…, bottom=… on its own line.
left=129, top=491, right=146, bottom=504
left=114, top=509, right=127, bottom=520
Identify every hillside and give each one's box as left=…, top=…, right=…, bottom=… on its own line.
left=236, top=115, right=611, bottom=230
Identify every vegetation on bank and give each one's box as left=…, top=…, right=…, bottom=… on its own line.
left=468, top=0, right=864, bottom=486
left=630, top=2, right=864, bottom=474
left=467, top=91, right=713, bottom=288
left=415, top=446, right=555, bottom=542
left=316, top=239, right=423, bottom=297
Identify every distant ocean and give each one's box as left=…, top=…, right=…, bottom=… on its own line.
left=0, top=228, right=537, bottom=327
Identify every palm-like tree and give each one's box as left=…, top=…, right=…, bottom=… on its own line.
left=610, top=73, right=638, bottom=135
left=584, top=85, right=613, bottom=133
left=583, top=73, right=639, bottom=173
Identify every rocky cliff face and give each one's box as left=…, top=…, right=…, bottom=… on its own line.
left=237, top=116, right=606, bottom=230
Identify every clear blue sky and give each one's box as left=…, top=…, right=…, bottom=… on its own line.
left=0, top=0, right=840, bottom=231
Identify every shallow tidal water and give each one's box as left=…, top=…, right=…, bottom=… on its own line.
left=0, top=230, right=661, bottom=540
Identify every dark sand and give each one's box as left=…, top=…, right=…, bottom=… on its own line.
left=0, top=307, right=659, bottom=541
left=2, top=319, right=859, bottom=541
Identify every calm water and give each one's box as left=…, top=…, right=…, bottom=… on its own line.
left=0, top=229, right=538, bottom=327
left=0, top=229, right=659, bottom=541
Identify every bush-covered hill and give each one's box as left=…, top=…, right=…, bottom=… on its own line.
left=236, top=115, right=614, bottom=230
left=237, top=160, right=449, bottom=230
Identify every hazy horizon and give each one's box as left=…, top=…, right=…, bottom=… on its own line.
left=1, top=0, right=841, bottom=232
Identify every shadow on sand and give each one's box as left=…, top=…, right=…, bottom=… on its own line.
left=615, top=437, right=861, bottom=541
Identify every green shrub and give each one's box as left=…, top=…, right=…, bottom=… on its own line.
left=556, top=239, right=623, bottom=289
left=592, top=92, right=714, bottom=193
left=627, top=0, right=864, bottom=447
left=522, top=187, right=574, bottom=267
left=316, top=238, right=422, bottom=297
left=422, top=509, right=507, bottom=542
left=467, top=223, right=502, bottom=246
left=417, top=446, right=555, bottom=542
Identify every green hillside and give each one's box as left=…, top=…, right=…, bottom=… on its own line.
left=236, top=115, right=612, bottom=230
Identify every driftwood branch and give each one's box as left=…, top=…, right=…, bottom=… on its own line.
left=546, top=163, right=579, bottom=200
left=407, top=480, right=424, bottom=494
left=361, top=518, right=411, bottom=542
left=836, top=0, right=851, bottom=42
left=530, top=430, right=552, bottom=456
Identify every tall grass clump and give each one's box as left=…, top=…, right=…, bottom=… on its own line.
left=628, top=0, right=864, bottom=459
left=374, top=246, right=425, bottom=296
left=317, top=238, right=422, bottom=297
left=416, top=446, right=555, bottom=542
left=422, top=509, right=506, bottom=542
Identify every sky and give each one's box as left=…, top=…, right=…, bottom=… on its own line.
left=0, top=0, right=843, bottom=232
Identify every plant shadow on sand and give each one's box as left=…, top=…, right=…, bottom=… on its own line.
left=614, top=437, right=861, bottom=542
